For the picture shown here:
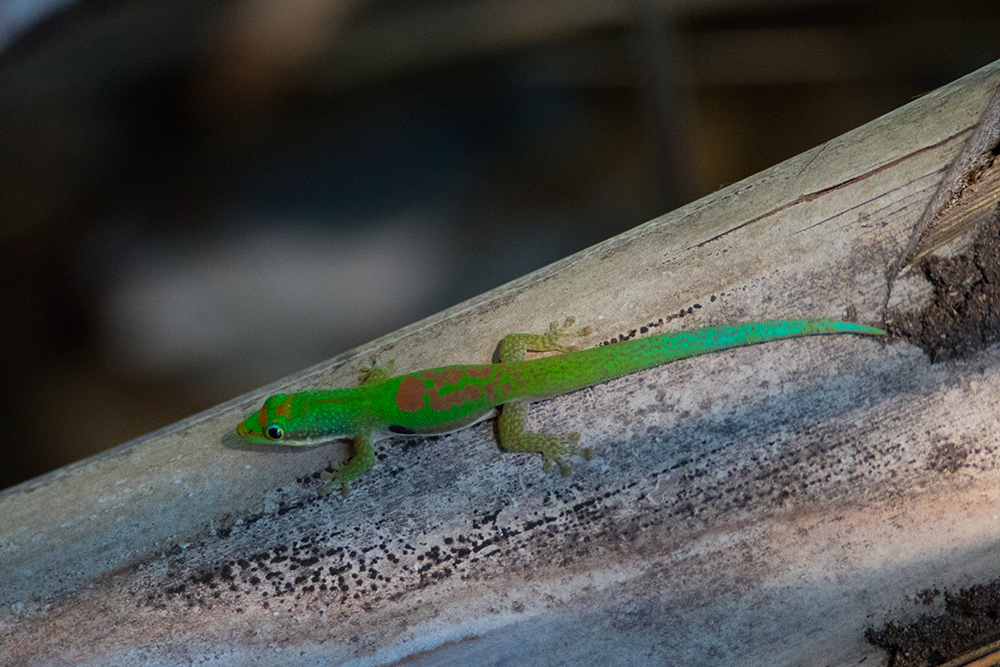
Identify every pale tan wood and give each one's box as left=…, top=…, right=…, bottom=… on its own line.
left=2, top=60, right=999, bottom=667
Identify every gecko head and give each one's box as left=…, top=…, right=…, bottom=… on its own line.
left=235, top=393, right=316, bottom=446
left=236, top=391, right=355, bottom=446
left=236, top=393, right=294, bottom=444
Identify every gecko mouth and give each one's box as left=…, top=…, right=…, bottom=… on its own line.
left=235, top=422, right=336, bottom=447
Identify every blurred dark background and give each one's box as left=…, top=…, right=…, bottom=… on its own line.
left=1, top=0, right=997, bottom=490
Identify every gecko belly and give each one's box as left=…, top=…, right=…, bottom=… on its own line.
left=387, top=408, right=496, bottom=436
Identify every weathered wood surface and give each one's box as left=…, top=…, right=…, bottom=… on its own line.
left=2, top=60, right=999, bottom=667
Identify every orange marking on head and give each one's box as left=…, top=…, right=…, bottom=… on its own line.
left=428, top=384, right=482, bottom=412
left=396, top=375, right=429, bottom=413
left=274, top=397, right=294, bottom=419
left=257, top=408, right=268, bottom=430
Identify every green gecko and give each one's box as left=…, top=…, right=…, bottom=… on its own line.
left=236, top=317, right=885, bottom=497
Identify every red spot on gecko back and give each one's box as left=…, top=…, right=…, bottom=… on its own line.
left=425, top=368, right=464, bottom=385
left=396, top=367, right=500, bottom=414
left=396, top=376, right=429, bottom=413
left=427, top=384, right=483, bottom=411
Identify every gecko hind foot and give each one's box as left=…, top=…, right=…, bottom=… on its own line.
left=498, top=317, right=594, bottom=363
left=538, top=432, right=594, bottom=477
left=542, top=317, right=594, bottom=353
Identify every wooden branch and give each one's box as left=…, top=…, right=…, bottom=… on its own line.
left=3, top=59, right=1000, bottom=667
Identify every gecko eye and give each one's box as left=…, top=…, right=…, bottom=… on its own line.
left=266, top=425, right=284, bottom=440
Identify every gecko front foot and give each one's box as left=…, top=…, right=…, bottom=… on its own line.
left=358, top=354, right=395, bottom=385
left=318, top=433, right=377, bottom=498
left=319, top=462, right=353, bottom=498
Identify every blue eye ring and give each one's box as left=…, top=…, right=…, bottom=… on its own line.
left=266, top=425, right=284, bottom=440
